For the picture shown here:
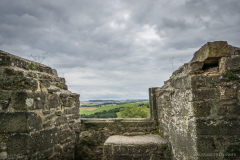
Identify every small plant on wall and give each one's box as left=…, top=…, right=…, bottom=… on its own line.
left=210, top=81, right=214, bottom=87
left=31, top=65, right=36, bottom=70
left=226, top=71, right=235, bottom=80
left=56, top=83, right=62, bottom=89
left=25, top=65, right=30, bottom=70
left=172, top=77, right=178, bottom=81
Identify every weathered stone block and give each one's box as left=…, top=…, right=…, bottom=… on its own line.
left=27, top=112, right=42, bottom=132
left=31, top=92, right=48, bottom=110
left=216, top=99, right=240, bottom=116
left=0, top=112, right=27, bottom=133
left=191, top=75, right=209, bottom=89
left=221, top=56, right=240, bottom=74
left=4, top=67, right=24, bottom=76
left=0, top=112, right=42, bottom=133
left=11, top=92, right=47, bottom=110
left=28, top=128, right=59, bottom=153
left=61, top=96, right=74, bottom=107
left=0, top=76, right=38, bottom=91
left=61, top=144, right=75, bottom=160
left=55, top=116, right=67, bottom=126
left=59, top=129, right=75, bottom=144
left=192, top=89, right=220, bottom=101
left=103, top=135, right=170, bottom=160
left=192, top=101, right=213, bottom=117
left=196, top=119, right=240, bottom=135
left=0, top=151, right=7, bottom=159
left=12, top=91, right=28, bottom=110
left=196, top=136, right=216, bottom=159
left=39, top=79, right=50, bottom=88
left=64, top=107, right=79, bottom=115
left=188, top=61, right=204, bottom=74
left=62, top=84, right=68, bottom=90
left=71, top=93, right=80, bottom=101
left=6, top=134, right=28, bottom=155
left=48, top=93, right=60, bottom=108
left=191, top=41, right=230, bottom=63
left=171, top=76, right=191, bottom=89
left=47, top=87, right=60, bottom=93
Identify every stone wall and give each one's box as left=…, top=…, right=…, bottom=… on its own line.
left=76, top=118, right=158, bottom=160
left=0, top=50, right=81, bottom=160
left=1, top=41, right=239, bottom=160
left=150, top=41, right=240, bottom=160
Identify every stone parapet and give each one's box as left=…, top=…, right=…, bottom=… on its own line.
left=0, top=51, right=80, bottom=160
left=76, top=118, right=159, bottom=160
left=151, top=41, right=240, bottom=160
left=0, top=50, right=57, bottom=76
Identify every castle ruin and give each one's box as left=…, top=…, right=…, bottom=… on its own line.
left=0, top=41, right=239, bottom=160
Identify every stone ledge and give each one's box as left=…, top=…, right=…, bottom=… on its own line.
left=105, top=135, right=168, bottom=145
left=0, top=50, right=57, bottom=76
left=103, top=135, right=171, bottom=160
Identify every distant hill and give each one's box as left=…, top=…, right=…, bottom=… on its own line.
left=89, top=100, right=115, bottom=102
left=80, top=99, right=149, bottom=108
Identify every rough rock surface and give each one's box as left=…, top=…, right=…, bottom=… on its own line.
left=0, top=50, right=81, bottom=160
left=150, top=41, right=240, bottom=160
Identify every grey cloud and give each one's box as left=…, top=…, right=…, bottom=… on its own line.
left=157, top=18, right=191, bottom=31
left=0, top=0, right=239, bottom=100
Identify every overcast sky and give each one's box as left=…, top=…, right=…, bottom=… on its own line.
left=0, top=0, right=239, bottom=101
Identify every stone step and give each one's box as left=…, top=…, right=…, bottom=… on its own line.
left=103, top=135, right=171, bottom=160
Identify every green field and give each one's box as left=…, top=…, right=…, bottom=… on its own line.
left=79, top=102, right=149, bottom=116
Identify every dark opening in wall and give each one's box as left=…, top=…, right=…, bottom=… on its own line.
left=202, top=63, right=219, bottom=71
left=202, top=58, right=220, bottom=71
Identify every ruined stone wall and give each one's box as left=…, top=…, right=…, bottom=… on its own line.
left=0, top=51, right=81, bottom=160
left=2, top=41, right=239, bottom=160
left=151, top=41, right=240, bottom=160
left=76, top=118, right=158, bottom=160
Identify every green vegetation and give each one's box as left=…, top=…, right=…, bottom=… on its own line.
left=233, top=147, right=239, bottom=152
left=31, top=65, right=36, bottom=70
left=210, top=81, right=214, bottom=87
left=227, top=71, right=235, bottom=80
left=80, top=102, right=149, bottom=118
left=120, top=105, right=149, bottom=118
left=172, top=77, right=178, bottom=81
left=80, top=102, right=149, bottom=115
left=81, top=107, right=123, bottom=118
left=25, top=65, right=30, bottom=70
left=56, top=83, right=62, bottom=89
left=31, top=63, right=39, bottom=70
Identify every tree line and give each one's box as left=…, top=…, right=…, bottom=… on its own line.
left=80, top=103, right=149, bottom=118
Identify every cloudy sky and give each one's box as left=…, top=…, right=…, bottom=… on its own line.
left=0, top=0, right=239, bottom=101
